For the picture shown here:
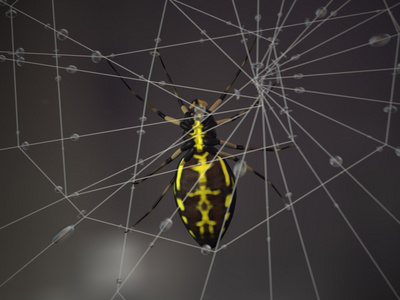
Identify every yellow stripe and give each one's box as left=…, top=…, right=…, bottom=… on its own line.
left=176, top=159, right=185, bottom=191
left=218, top=156, right=230, bottom=186
left=182, top=215, right=188, bottom=224
left=225, top=194, right=232, bottom=208
left=177, top=198, right=185, bottom=211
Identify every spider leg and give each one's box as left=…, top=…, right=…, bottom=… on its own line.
left=209, top=39, right=256, bottom=113
left=219, top=151, right=287, bottom=205
left=108, top=60, right=181, bottom=126
left=215, top=107, right=251, bottom=125
left=132, top=177, right=175, bottom=228
left=219, top=140, right=295, bottom=152
left=133, top=145, right=187, bottom=185
left=158, top=54, right=189, bottom=115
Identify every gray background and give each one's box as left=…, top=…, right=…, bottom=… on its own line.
left=0, top=0, right=399, bottom=299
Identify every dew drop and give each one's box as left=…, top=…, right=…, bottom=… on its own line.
left=91, top=50, right=102, bottom=63
left=149, top=50, right=160, bottom=57
left=16, top=57, right=25, bottom=67
left=383, top=105, right=397, bottom=114
left=0, top=55, right=6, bottom=62
left=233, top=160, right=247, bottom=178
left=251, top=62, right=264, bottom=69
left=254, top=14, right=262, bottom=21
left=294, top=87, right=305, bottom=94
left=15, top=47, right=24, bottom=58
left=5, top=8, right=16, bottom=18
left=304, top=18, right=311, bottom=28
left=315, top=7, right=327, bottom=18
left=54, top=186, right=63, bottom=193
left=71, top=192, right=79, bottom=198
left=159, top=80, right=166, bottom=86
left=290, top=54, right=301, bottom=61
left=395, top=147, right=400, bottom=157
left=52, top=225, right=74, bottom=244
left=116, top=278, right=122, bottom=284
left=55, top=75, right=62, bottom=82
left=70, top=133, right=80, bottom=141
left=21, top=141, right=29, bottom=150
left=159, top=218, right=173, bottom=232
left=293, top=73, right=304, bottom=80
left=234, top=89, right=240, bottom=100
left=136, top=129, right=146, bottom=136
left=77, top=210, right=87, bottom=219
left=154, top=37, right=161, bottom=43
left=369, top=34, right=391, bottom=47
left=57, top=29, right=69, bottom=41
left=201, top=244, right=212, bottom=255
left=329, top=156, right=343, bottom=167
left=66, top=65, right=78, bottom=74
left=194, top=104, right=206, bottom=121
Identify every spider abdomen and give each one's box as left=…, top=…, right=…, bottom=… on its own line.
left=174, top=152, right=236, bottom=248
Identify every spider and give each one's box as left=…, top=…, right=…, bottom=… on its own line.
left=108, top=41, right=292, bottom=249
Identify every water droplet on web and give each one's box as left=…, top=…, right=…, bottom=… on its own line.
left=136, top=129, right=145, bottom=136
left=149, top=50, right=160, bottom=57
left=70, top=133, right=80, bottom=141
left=16, top=57, right=25, bottom=67
left=233, top=160, right=247, bottom=178
left=15, top=47, right=24, bottom=58
left=383, top=105, right=397, bottom=114
left=290, top=54, right=300, bottom=61
left=329, top=156, right=343, bottom=167
left=57, top=29, right=69, bottom=41
left=5, top=8, right=17, bottom=18
left=52, top=225, right=74, bottom=244
left=293, top=73, right=304, bottom=80
left=369, top=34, right=391, bottom=47
left=159, top=218, right=173, bottom=232
left=91, top=50, right=102, bottom=63
left=66, top=65, right=78, bottom=74
left=294, top=87, right=305, bottom=94
left=21, top=141, right=29, bottom=150
left=395, top=147, right=400, bottom=157
left=201, top=244, right=212, bottom=255
left=315, top=7, right=327, bottom=18
left=54, top=186, right=63, bottom=193
left=77, top=210, right=87, bottom=219
left=0, top=55, right=6, bottom=62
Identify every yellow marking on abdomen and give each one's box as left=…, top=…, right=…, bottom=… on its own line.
left=218, top=156, right=231, bottom=187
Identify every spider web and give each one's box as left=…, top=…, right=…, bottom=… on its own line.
left=0, top=0, right=399, bottom=299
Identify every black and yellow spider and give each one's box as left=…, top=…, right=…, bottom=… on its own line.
left=108, top=42, right=291, bottom=249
